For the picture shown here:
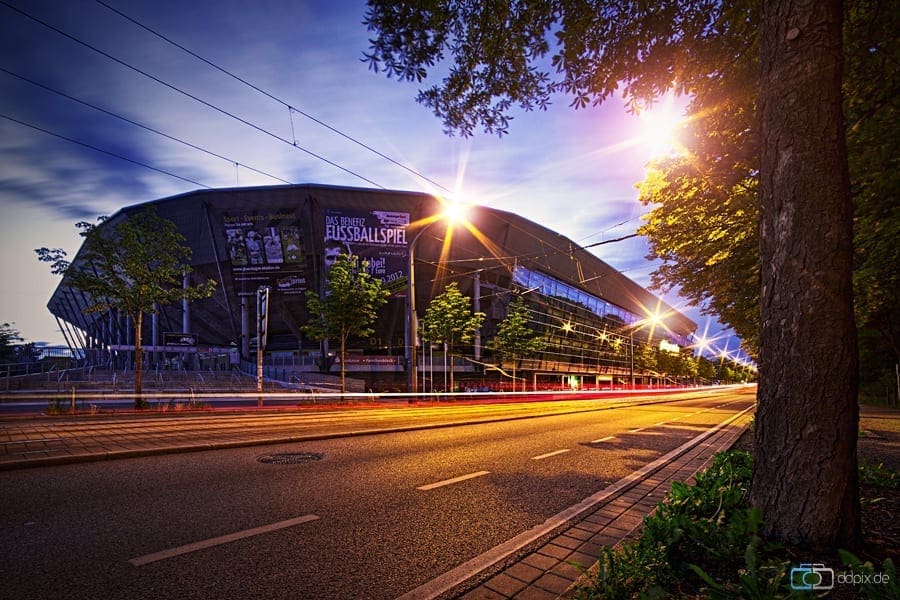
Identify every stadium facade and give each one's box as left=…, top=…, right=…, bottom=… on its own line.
left=47, top=183, right=697, bottom=391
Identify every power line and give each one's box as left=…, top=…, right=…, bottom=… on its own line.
left=583, top=233, right=640, bottom=248
left=0, top=0, right=384, bottom=188
left=0, top=113, right=212, bottom=188
left=0, top=66, right=295, bottom=186
left=578, top=216, right=643, bottom=245
left=93, top=0, right=453, bottom=195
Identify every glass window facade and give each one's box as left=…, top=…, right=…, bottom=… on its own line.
left=512, top=265, right=639, bottom=326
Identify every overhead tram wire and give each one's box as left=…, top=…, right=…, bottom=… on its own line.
left=92, top=0, right=453, bottom=195
left=0, top=113, right=212, bottom=188
left=0, top=66, right=294, bottom=185
left=0, top=0, right=384, bottom=189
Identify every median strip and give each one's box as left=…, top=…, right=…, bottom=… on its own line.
left=417, top=470, right=491, bottom=491
left=129, top=514, right=320, bottom=567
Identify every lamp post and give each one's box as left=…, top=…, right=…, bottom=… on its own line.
left=406, top=225, right=431, bottom=394
left=406, top=217, right=449, bottom=393
left=629, top=328, right=635, bottom=390
left=405, top=201, right=469, bottom=393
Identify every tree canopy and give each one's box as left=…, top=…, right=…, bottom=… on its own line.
left=363, top=0, right=882, bottom=549
left=364, top=1, right=757, bottom=136
left=488, top=295, right=545, bottom=391
left=421, top=281, right=485, bottom=391
left=302, top=253, right=390, bottom=392
left=636, top=0, right=896, bottom=366
left=36, top=207, right=216, bottom=405
left=0, top=322, right=24, bottom=363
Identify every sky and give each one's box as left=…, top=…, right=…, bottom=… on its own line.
left=0, top=0, right=746, bottom=361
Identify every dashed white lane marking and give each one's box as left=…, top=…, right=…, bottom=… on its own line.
left=531, top=449, right=571, bottom=460
left=654, top=422, right=666, bottom=426
left=418, top=470, right=491, bottom=491
left=628, top=427, right=645, bottom=433
left=129, top=514, right=320, bottom=567
left=591, top=435, right=616, bottom=444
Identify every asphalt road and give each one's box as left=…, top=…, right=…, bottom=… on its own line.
left=0, top=388, right=754, bottom=599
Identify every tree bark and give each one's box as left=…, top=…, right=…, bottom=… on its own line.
left=752, top=0, right=860, bottom=549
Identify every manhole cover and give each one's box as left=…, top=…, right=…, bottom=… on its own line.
left=257, top=452, right=324, bottom=465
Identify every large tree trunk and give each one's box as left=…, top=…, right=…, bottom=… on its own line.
left=752, top=0, right=860, bottom=549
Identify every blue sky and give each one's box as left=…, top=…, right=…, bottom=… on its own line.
left=0, top=0, right=745, bottom=360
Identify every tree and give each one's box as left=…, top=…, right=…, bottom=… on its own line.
left=636, top=0, right=896, bottom=366
left=36, top=208, right=216, bottom=407
left=488, top=295, right=545, bottom=391
left=364, top=0, right=864, bottom=548
left=420, top=281, right=485, bottom=392
left=846, top=0, right=900, bottom=402
left=697, top=355, right=716, bottom=383
left=751, top=0, right=859, bottom=550
left=302, top=253, right=389, bottom=393
left=0, top=323, right=23, bottom=363
left=637, top=157, right=760, bottom=357
left=632, top=340, right=658, bottom=378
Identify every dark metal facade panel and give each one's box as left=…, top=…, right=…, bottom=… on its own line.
left=47, top=183, right=696, bottom=350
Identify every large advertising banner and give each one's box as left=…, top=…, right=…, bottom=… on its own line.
left=323, top=208, right=410, bottom=296
left=223, top=210, right=308, bottom=297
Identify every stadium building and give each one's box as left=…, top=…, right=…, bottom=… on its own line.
left=47, top=183, right=697, bottom=391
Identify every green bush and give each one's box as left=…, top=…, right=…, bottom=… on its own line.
left=576, top=451, right=899, bottom=598
left=859, top=461, right=899, bottom=489
left=575, top=450, right=795, bottom=599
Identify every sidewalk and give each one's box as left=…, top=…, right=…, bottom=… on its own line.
left=404, top=407, right=753, bottom=600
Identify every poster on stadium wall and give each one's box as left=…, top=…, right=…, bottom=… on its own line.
left=222, top=210, right=308, bottom=297
left=323, top=208, right=410, bottom=296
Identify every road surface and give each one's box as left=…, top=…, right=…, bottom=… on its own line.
left=0, top=388, right=754, bottom=599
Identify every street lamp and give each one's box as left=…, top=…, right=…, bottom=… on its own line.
left=622, top=309, right=665, bottom=390
left=629, top=328, right=635, bottom=390
left=406, top=225, right=429, bottom=394
left=406, top=201, right=468, bottom=394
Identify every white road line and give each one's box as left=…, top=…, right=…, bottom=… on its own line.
left=628, top=427, right=645, bottom=433
left=670, top=417, right=681, bottom=421
left=654, top=422, right=666, bottom=426
left=417, top=470, right=491, bottom=491
left=129, top=514, right=320, bottom=567
left=591, top=435, right=616, bottom=444
left=531, top=449, right=571, bottom=460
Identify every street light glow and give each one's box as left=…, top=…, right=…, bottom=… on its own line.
left=440, top=196, right=470, bottom=224
left=405, top=196, right=480, bottom=394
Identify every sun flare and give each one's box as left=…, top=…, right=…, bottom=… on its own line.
left=636, top=95, right=686, bottom=158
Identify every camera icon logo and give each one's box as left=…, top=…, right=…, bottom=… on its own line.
left=790, top=563, right=835, bottom=590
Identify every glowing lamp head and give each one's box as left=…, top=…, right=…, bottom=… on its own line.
left=441, top=198, right=469, bottom=224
